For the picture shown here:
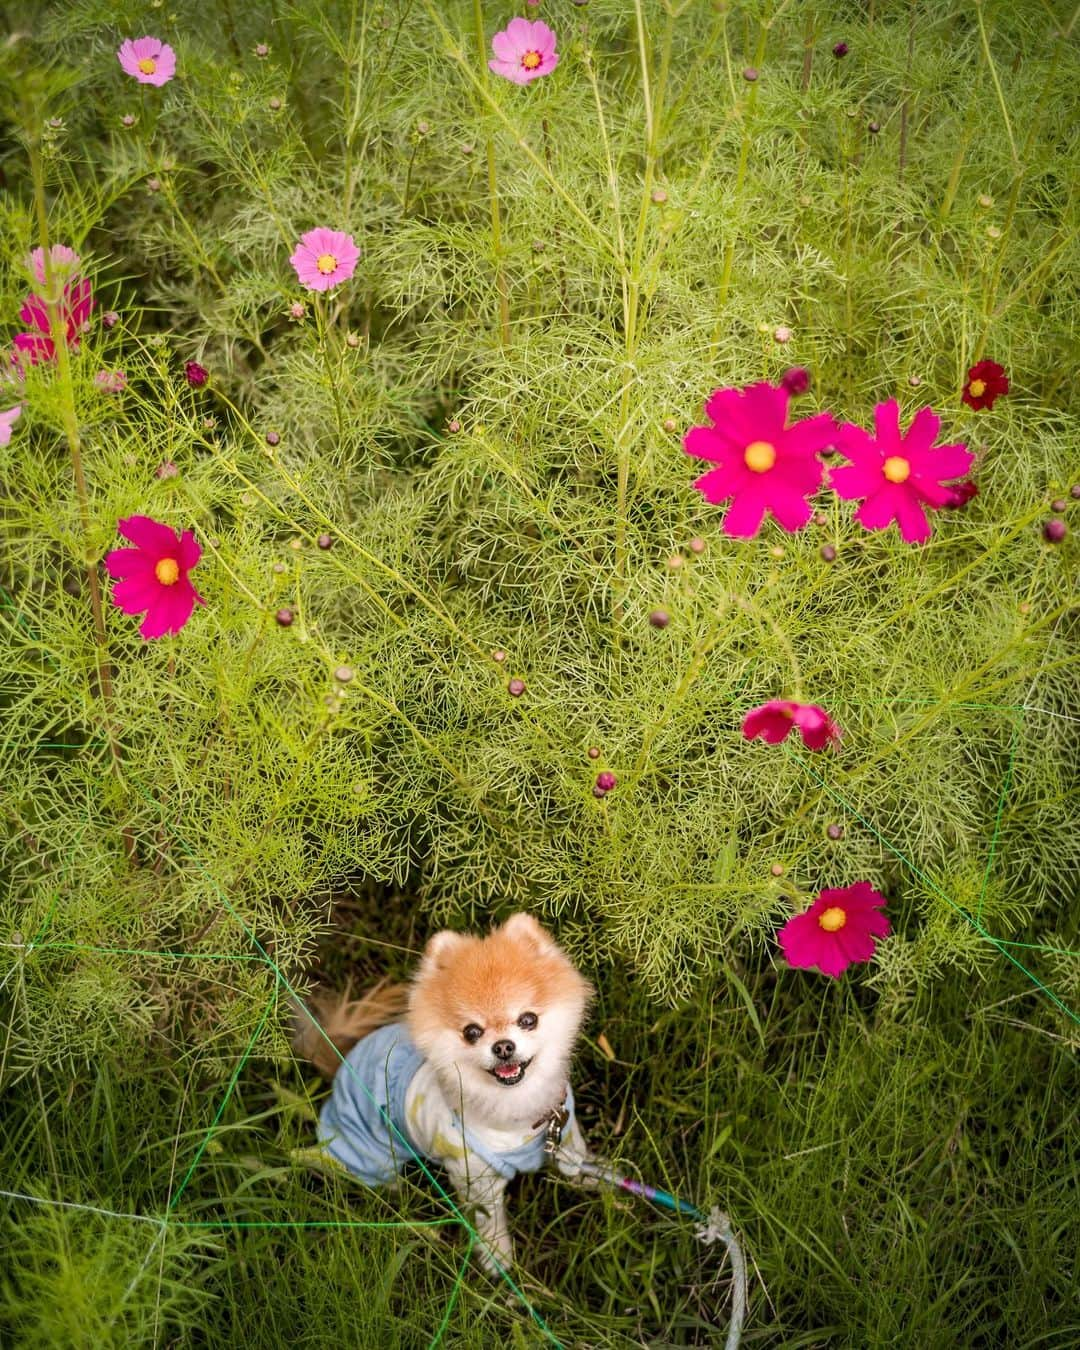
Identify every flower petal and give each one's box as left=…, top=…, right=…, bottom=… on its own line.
left=491, top=30, right=517, bottom=60
left=684, top=424, right=734, bottom=467
left=893, top=491, right=932, bottom=544
left=853, top=486, right=902, bottom=532
left=767, top=482, right=816, bottom=533
left=722, top=488, right=770, bottom=538
left=104, top=546, right=156, bottom=581
left=900, top=404, right=940, bottom=455
left=139, top=580, right=197, bottom=639
left=871, top=399, right=902, bottom=451
left=117, top=514, right=182, bottom=558
left=177, top=529, right=202, bottom=572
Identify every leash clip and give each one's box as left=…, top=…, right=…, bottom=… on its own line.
left=543, top=1102, right=570, bottom=1155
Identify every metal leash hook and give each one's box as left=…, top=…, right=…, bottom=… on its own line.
left=570, top=1159, right=747, bottom=1350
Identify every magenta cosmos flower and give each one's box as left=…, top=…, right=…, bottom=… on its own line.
left=289, top=228, right=360, bottom=291
left=829, top=400, right=973, bottom=545
left=777, top=882, right=890, bottom=978
left=684, top=381, right=837, bottom=537
left=489, top=18, right=559, bottom=83
left=117, top=37, right=176, bottom=86
left=0, top=406, right=20, bottom=445
left=13, top=277, right=95, bottom=366
left=105, top=515, right=205, bottom=639
left=742, top=700, right=840, bottom=751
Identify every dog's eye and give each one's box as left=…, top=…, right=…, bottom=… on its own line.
left=462, top=1024, right=484, bottom=1044
left=517, top=1011, right=538, bottom=1031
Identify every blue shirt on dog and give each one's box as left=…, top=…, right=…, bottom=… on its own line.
left=317, top=1022, right=575, bottom=1185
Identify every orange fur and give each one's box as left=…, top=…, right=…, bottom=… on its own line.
left=408, top=914, right=592, bottom=1045
left=293, top=977, right=410, bottom=1079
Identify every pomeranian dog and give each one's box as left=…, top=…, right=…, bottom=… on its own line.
left=294, top=912, right=594, bottom=1269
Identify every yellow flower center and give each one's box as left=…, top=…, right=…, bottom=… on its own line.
left=883, top=455, right=910, bottom=484
left=968, top=378, right=986, bottom=397
left=316, top=253, right=338, bottom=274
left=521, top=50, right=542, bottom=69
left=818, top=906, right=847, bottom=932
left=744, top=440, right=777, bottom=473
left=137, top=58, right=157, bottom=74
left=155, top=558, right=180, bottom=586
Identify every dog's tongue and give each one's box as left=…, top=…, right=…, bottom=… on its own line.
left=494, top=1063, right=520, bottom=1079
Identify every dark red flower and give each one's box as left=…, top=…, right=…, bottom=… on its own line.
left=185, top=360, right=209, bottom=388
left=961, top=360, right=1008, bottom=411
left=943, top=479, right=978, bottom=509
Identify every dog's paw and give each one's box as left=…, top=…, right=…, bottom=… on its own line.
left=474, top=1235, right=515, bottom=1276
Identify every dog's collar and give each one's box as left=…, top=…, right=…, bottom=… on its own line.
left=533, top=1088, right=570, bottom=1154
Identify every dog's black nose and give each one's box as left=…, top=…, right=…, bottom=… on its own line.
left=492, top=1039, right=516, bottom=1060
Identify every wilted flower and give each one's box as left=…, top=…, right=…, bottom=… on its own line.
left=742, top=700, right=840, bottom=751
left=943, top=479, right=979, bottom=509
left=27, top=245, right=80, bottom=289
left=94, top=369, right=127, bottom=394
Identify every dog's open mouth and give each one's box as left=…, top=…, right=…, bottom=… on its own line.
left=489, top=1058, right=532, bottom=1086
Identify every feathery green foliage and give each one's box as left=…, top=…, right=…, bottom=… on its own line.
left=1, top=0, right=1077, bottom=1343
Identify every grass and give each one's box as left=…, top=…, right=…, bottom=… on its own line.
left=2, top=905, right=1078, bottom=1346
left=1, top=0, right=1078, bottom=1343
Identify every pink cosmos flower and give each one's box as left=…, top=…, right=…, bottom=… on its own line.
left=684, top=381, right=837, bottom=537
left=829, top=400, right=973, bottom=545
left=489, top=18, right=559, bottom=84
left=289, top=228, right=360, bottom=291
left=777, top=882, right=890, bottom=978
left=0, top=405, right=20, bottom=445
left=13, top=278, right=95, bottom=365
left=117, top=37, right=176, bottom=87
left=742, top=700, right=840, bottom=751
left=104, top=515, right=205, bottom=639
left=27, top=244, right=80, bottom=288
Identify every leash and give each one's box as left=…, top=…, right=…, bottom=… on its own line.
left=538, top=1095, right=745, bottom=1346
left=570, top=1158, right=747, bottom=1350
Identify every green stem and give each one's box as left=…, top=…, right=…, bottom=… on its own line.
left=613, top=1, right=674, bottom=628
left=208, top=391, right=485, bottom=660
left=314, top=294, right=346, bottom=447
left=28, top=131, right=134, bottom=861
left=714, top=10, right=768, bottom=317
left=471, top=0, right=510, bottom=345
left=972, top=30, right=1065, bottom=362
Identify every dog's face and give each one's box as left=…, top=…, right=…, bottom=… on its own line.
left=407, top=913, right=591, bottom=1126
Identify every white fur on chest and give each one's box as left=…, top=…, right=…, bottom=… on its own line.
left=403, top=1060, right=546, bottom=1164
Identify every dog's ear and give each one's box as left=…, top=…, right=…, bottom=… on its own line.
left=499, top=912, right=555, bottom=952
left=418, top=928, right=467, bottom=974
